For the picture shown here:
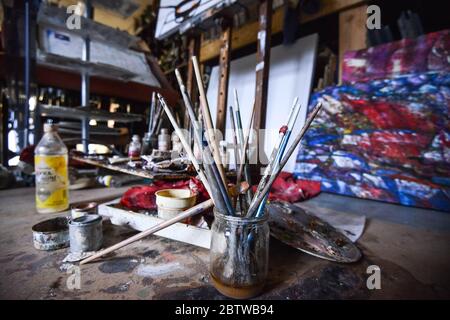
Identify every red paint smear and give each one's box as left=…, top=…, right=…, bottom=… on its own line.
left=357, top=131, right=431, bottom=161
left=120, top=178, right=209, bottom=211
left=347, top=99, right=435, bottom=132
left=252, top=172, right=321, bottom=203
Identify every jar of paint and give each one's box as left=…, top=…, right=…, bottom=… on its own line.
left=155, top=189, right=197, bottom=220
left=158, top=128, right=171, bottom=151
left=128, top=134, right=141, bottom=157
left=209, top=209, right=269, bottom=299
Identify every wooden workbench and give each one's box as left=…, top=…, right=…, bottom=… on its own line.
left=0, top=186, right=449, bottom=299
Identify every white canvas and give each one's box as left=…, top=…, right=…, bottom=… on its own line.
left=206, top=33, right=318, bottom=173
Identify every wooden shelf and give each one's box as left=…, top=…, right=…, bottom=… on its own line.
left=199, top=0, right=367, bottom=62
left=72, top=156, right=192, bottom=181
left=39, top=104, right=143, bottom=122
left=0, top=53, right=179, bottom=105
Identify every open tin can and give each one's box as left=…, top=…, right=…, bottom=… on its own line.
left=69, top=214, right=103, bottom=253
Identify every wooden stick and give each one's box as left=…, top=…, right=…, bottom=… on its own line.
left=191, top=56, right=227, bottom=185
left=246, top=102, right=323, bottom=218
left=79, top=199, right=214, bottom=265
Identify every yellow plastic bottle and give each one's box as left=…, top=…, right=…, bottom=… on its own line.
left=34, top=122, right=69, bottom=213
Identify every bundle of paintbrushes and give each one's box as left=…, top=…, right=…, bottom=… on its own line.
left=157, top=56, right=323, bottom=218
left=156, top=57, right=323, bottom=297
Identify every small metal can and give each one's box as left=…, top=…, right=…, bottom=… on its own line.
left=69, top=214, right=103, bottom=253
left=32, top=217, right=69, bottom=251
left=71, top=202, right=98, bottom=219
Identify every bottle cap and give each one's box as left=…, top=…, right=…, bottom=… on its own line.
left=43, top=122, right=58, bottom=132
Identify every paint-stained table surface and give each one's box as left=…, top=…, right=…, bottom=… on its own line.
left=0, top=187, right=449, bottom=299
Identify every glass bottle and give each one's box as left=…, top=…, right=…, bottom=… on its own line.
left=209, top=209, right=269, bottom=299
left=158, top=128, right=171, bottom=151
left=34, top=122, right=69, bottom=213
left=128, top=134, right=141, bottom=157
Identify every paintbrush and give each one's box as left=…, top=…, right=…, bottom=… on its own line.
left=236, top=101, right=256, bottom=211
left=229, top=106, right=241, bottom=209
left=157, top=94, right=214, bottom=201
left=236, top=103, right=256, bottom=190
left=255, top=100, right=302, bottom=217
left=192, top=56, right=227, bottom=185
left=246, top=102, right=323, bottom=218
left=174, top=69, right=233, bottom=215
left=79, top=199, right=214, bottom=265
left=251, top=98, right=300, bottom=214
left=150, top=99, right=164, bottom=137
left=148, top=91, right=156, bottom=133
left=234, top=89, right=253, bottom=201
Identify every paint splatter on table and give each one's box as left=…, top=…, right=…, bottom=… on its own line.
left=0, top=187, right=449, bottom=299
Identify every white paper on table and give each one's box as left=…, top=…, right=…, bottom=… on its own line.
left=307, top=210, right=366, bottom=243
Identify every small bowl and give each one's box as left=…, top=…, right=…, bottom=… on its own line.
left=155, top=189, right=197, bottom=220
left=71, top=202, right=98, bottom=219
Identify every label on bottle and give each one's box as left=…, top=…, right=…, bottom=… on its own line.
left=35, top=155, right=69, bottom=210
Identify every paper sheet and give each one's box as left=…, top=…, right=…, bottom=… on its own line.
left=307, top=209, right=366, bottom=243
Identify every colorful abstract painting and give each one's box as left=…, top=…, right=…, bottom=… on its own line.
left=342, top=29, right=450, bottom=84
left=294, top=71, right=450, bottom=211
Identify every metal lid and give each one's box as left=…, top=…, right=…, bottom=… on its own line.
left=69, top=214, right=102, bottom=226
left=71, top=202, right=98, bottom=212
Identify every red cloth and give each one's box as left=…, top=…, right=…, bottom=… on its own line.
left=253, top=172, right=321, bottom=203
left=121, top=173, right=320, bottom=211
left=120, top=178, right=209, bottom=211
left=19, top=145, right=35, bottom=164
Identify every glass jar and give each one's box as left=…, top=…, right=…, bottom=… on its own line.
left=128, top=134, right=141, bottom=157
left=158, top=128, right=171, bottom=151
left=209, top=209, right=269, bottom=299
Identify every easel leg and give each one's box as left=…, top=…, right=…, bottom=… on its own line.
left=215, top=20, right=232, bottom=136
left=254, top=0, right=273, bottom=171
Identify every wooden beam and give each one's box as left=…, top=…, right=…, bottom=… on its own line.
left=215, top=21, right=232, bottom=134
left=253, top=0, right=272, bottom=161
left=200, top=0, right=367, bottom=63
left=338, top=4, right=368, bottom=82
left=184, top=36, right=200, bottom=129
